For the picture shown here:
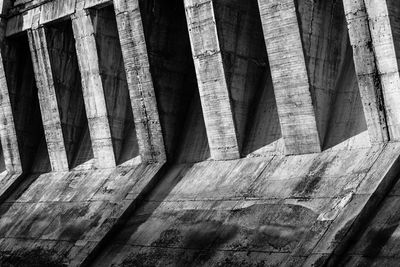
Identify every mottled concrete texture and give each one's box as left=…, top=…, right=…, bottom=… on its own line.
left=0, top=0, right=399, bottom=266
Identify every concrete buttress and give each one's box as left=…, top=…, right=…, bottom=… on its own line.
left=72, top=9, right=116, bottom=168
left=184, top=0, right=240, bottom=160
left=257, top=0, right=322, bottom=155
left=343, top=0, right=390, bottom=144
left=362, top=0, right=400, bottom=141
left=113, top=0, right=166, bottom=163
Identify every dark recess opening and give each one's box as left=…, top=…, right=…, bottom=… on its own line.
left=295, top=0, right=368, bottom=149
left=90, top=5, right=139, bottom=165
left=139, top=0, right=210, bottom=163
left=46, top=20, right=94, bottom=169
left=3, top=34, right=51, bottom=173
left=213, top=0, right=282, bottom=156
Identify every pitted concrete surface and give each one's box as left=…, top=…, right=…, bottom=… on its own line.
left=92, top=144, right=400, bottom=266
left=0, top=0, right=400, bottom=266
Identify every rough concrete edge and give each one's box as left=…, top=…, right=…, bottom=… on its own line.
left=323, top=144, right=400, bottom=266
left=79, top=162, right=169, bottom=267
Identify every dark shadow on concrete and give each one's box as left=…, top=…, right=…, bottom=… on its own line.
left=336, top=200, right=400, bottom=266
left=90, top=5, right=140, bottom=166
left=323, top=37, right=368, bottom=150
left=214, top=0, right=282, bottom=156
left=82, top=162, right=184, bottom=266
left=0, top=173, right=37, bottom=220
left=140, top=0, right=210, bottom=163
left=295, top=0, right=367, bottom=150
left=3, top=34, right=51, bottom=173
left=46, top=20, right=94, bottom=169
left=326, top=158, right=400, bottom=266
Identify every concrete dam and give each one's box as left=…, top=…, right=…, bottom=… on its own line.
left=0, top=0, right=398, bottom=266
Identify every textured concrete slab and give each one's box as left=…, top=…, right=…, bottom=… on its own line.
left=91, top=144, right=400, bottom=266
left=0, top=162, right=164, bottom=266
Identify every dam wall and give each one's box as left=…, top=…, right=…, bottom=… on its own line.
left=0, top=0, right=399, bottom=266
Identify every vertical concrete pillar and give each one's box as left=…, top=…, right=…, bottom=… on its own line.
left=28, top=27, right=70, bottom=171
left=258, top=0, right=321, bottom=155
left=361, top=0, right=400, bottom=140
left=343, top=0, right=389, bottom=143
left=72, top=10, right=116, bottom=168
left=184, top=0, right=240, bottom=160
left=0, top=57, right=21, bottom=173
left=0, top=4, right=22, bottom=173
left=113, top=0, right=166, bottom=163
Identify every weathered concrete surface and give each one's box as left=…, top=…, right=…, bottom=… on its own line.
left=0, top=21, right=21, bottom=175
left=259, top=0, right=369, bottom=154
left=1, top=0, right=400, bottom=266
left=0, top=143, right=397, bottom=266
left=361, top=0, right=400, bottom=141
left=258, top=0, right=321, bottom=155
left=113, top=0, right=166, bottom=163
left=140, top=0, right=210, bottom=163
left=0, top=2, right=29, bottom=213
left=185, top=0, right=284, bottom=158
left=0, top=162, right=164, bottom=266
left=92, top=144, right=400, bottom=266
left=3, top=34, right=50, bottom=173
left=72, top=9, right=116, bottom=168
left=0, top=2, right=23, bottom=201
left=343, top=0, right=390, bottom=144
left=91, top=6, right=141, bottom=166
left=213, top=0, right=283, bottom=156
left=184, top=0, right=240, bottom=160
left=334, top=172, right=400, bottom=266
left=45, top=20, right=94, bottom=169
left=296, top=0, right=368, bottom=150
left=28, top=27, right=70, bottom=172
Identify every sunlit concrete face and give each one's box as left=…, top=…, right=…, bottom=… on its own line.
left=0, top=0, right=399, bottom=266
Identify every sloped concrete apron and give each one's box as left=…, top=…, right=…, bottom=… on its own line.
left=0, top=162, right=165, bottom=266
left=87, top=143, right=400, bottom=266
